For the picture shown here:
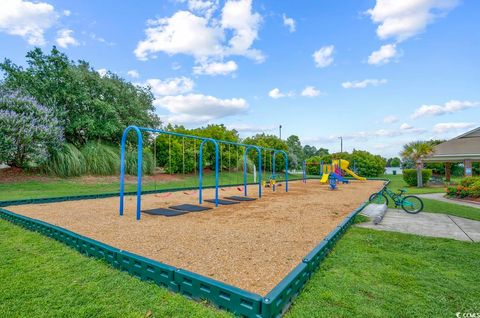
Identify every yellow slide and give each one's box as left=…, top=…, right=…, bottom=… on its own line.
left=320, top=173, right=330, bottom=183
left=343, top=168, right=366, bottom=181
left=332, top=159, right=367, bottom=181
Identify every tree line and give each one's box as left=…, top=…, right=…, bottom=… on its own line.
left=1, top=47, right=387, bottom=178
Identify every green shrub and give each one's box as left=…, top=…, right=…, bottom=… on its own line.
left=460, top=176, right=480, bottom=187
left=350, top=150, right=386, bottom=177
left=81, top=142, right=120, bottom=175
left=446, top=186, right=457, bottom=197
left=126, top=149, right=154, bottom=175
left=305, top=156, right=323, bottom=175
left=469, top=181, right=480, bottom=198
left=43, top=143, right=86, bottom=177
left=403, top=169, right=433, bottom=186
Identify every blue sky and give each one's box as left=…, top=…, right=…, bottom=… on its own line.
left=1, top=0, right=479, bottom=157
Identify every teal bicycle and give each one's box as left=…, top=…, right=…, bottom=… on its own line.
left=369, top=187, right=424, bottom=214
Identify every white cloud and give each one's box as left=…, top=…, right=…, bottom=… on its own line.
left=193, top=60, right=237, bottom=76
left=0, top=0, right=59, bottom=45
left=221, top=0, right=263, bottom=62
left=411, top=100, right=478, bottom=119
left=268, top=88, right=284, bottom=99
left=227, top=123, right=276, bottom=133
left=383, top=115, right=399, bottom=124
left=368, top=44, right=399, bottom=65
left=55, top=28, right=78, bottom=48
left=301, top=86, right=321, bottom=97
left=303, top=124, right=426, bottom=144
left=134, top=11, right=223, bottom=61
left=127, top=70, right=140, bottom=78
left=96, top=68, right=107, bottom=77
left=155, top=93, right=248, bottom=124
left=282, top=14, right=295, bottom=33
left=367, top=0, right=459, bottom=42
left=432, top=122, right=476, bottom=134
left=172, top=62, right=182, bottom=70
left=135, top=0, right=264, bottom=64
left=89, top=32, right=115, bottom=46
left=62, top=10, right=71, bottom=16
left=187, top=0, right=218, bottom=18
left=342, top=78, right=387, bottom=89
left=268, top=88, right=294, bottom=99
left=313, top=45, right=334, bottom=68
left=145, top=77, right=194, bottom=96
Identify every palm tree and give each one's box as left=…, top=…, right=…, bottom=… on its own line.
left=400, top=141, right=434, bottom=187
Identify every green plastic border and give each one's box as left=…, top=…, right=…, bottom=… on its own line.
left=0, top=177, right=389, bottom=317
left=261, top=178, right=390, bottom=317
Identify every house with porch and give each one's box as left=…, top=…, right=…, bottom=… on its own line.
left=423, top=127, right=480, bottom=181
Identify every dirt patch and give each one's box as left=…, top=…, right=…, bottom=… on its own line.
left=7, top=179, right=384, bottom=295
left=79, top=173, right=183, bottom=185
left=0, top=167, right=58, bottom=183
left=0, top=167, right=184, bottom=185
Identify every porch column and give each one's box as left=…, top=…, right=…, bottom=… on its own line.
left=464, top=159, right=472, bottom=176
left=416, top=159, right=423, bottom=188
left=445, top=162, right=451, bottom=182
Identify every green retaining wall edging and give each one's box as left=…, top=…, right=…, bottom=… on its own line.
left=0, top=177, right=390, bottom=317
left=261, top=178, right=390, bottom=317
left=0, top=208, right=263, bottom=317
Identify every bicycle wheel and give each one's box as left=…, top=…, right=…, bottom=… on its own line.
left=401, top=195, right=423, bottom=214
left=369, top=192, right=389, bottom=205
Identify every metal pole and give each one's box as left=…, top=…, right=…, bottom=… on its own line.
left=244, top=148, right=248, bottom=196
left=272, top=152, right=276, bottom=192
left=303, top=160, right=306, bottom=183
left=339, top=136, right=343, bottom=153
left=285, top=152, right=289, bottom=192
left=119, top=126, right=143, bottom=221
left=279, top=125, right=282, bottom=139
left=199, top=139, right=219, bottom=206
left=258, top=149, right=262, bottom=198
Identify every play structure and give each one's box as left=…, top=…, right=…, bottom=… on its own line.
left=302, top=159, right=366, bottom=189
left=119, top=126, right=289, bottom=220
left=0, top=123, right=384, bottom=318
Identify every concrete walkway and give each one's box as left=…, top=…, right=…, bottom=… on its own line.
left=417, top=193, right=480, bottom=209
left=357, top=209, right=480, bottom=242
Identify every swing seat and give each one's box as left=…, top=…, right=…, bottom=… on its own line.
left=170, top=204, right=211, bottom=212
left=143, top=208, right=188, bottom=217
left=225, top=196, right=256, bottom=201
left=236, top=187, right=243, bottom=191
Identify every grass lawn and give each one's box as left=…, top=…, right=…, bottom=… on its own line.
left=1, top=220, right=478, bottom=318
left=287, top=227, right=480, bottom=318
left=0, top=219, right=228, bottom=318
left=381, top=174, right=447, bottom=195
left=0, top=171, right=304, bottom=202
left=380, top=175, right=480, bottom=221
left=421, top=198, right=480, bottom=221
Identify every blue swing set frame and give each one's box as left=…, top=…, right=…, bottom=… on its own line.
left=118, top=126, right=289, bottom=220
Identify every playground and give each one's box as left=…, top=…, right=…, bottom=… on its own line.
left=0, top=125, right=387, bottom=317
left=5, top=179, right=383, bottom=295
